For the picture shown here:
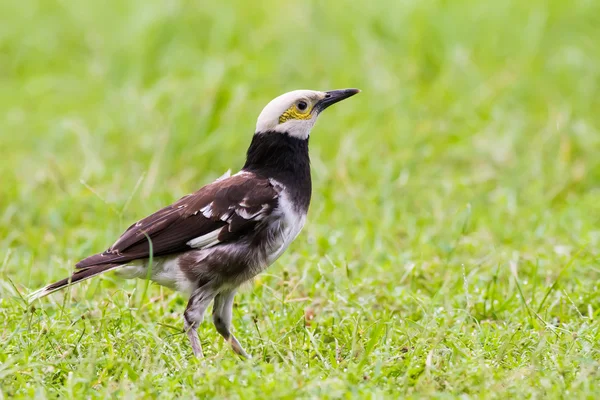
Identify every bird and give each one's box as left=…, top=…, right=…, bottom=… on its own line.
left=28, top=88, right=360, bottom=358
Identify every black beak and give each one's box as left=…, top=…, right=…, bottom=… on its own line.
left=314, top=88, right=360, bottom=113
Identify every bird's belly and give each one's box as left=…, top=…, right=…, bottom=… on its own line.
left=116, top=256, right=196, bottom=294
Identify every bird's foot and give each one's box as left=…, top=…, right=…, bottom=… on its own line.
left=229, top=335, right=251, bottom=359
left=186, top=327, right=204, bottom=358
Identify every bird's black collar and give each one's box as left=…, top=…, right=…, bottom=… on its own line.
left=243, top=131, right=311, bottom=211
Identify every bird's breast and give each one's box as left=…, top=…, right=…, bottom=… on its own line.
left=263, top=190, right=307, bottom=266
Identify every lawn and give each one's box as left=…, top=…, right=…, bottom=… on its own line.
left=1, top=0, right=599, bottom=398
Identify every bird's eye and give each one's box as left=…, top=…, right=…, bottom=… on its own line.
left=296, top=101, right=308, bottom=112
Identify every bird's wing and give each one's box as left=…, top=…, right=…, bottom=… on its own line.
left=76, top=171, right=280, bottom=269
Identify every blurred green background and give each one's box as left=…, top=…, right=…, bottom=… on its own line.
left=1, top=0, right=599, bottom=398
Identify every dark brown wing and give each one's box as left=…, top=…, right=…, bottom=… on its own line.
left=76, top=172, right=280, bottom=269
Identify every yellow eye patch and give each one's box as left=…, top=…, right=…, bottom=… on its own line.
left=279, top=103, right=313, bottom=123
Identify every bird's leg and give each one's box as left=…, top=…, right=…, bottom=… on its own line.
left=184, top=286, right=216, bottom=358
left=212, top=290, right=251, bottom=359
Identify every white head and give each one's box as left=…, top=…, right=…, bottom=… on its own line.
left=255, top=89, right=360, bottom=139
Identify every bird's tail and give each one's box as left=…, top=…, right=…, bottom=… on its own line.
left=28, top=263, right=123, bottom=302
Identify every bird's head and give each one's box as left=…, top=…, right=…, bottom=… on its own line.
left=255, top=89, right=360, bottom=139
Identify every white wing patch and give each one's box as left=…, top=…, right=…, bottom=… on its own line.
left=187, top=175, right=280, bottom=250
left=239, top=197, right=251, bottom=207
left=219, top=210, right=233, bottom=221
left=188, top=201, right=272, bottom=250
left=235, top=203, right=269, bottom=220
left=215, top=169, right=231, bottom=182
left=201, top=198, right=272, bottom=222
left=187, top=229, right=221, bottom=249
left=200, top=203, right=213, bottom=218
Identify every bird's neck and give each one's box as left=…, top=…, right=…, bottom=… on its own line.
left=243, top=131, right=312, bottom=210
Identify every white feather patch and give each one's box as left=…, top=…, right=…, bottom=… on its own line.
left=216, top=169, right=231, bottom=182
left=200, top=203, right=213, bottom=218
left=235, top=203, right=269, bottom=220
left=186, top=229, right=221, bottom=249
left=219, top=210, right=233, bottom=221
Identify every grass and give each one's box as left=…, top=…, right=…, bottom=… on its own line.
left=1, top=0, right=600, bottom=398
